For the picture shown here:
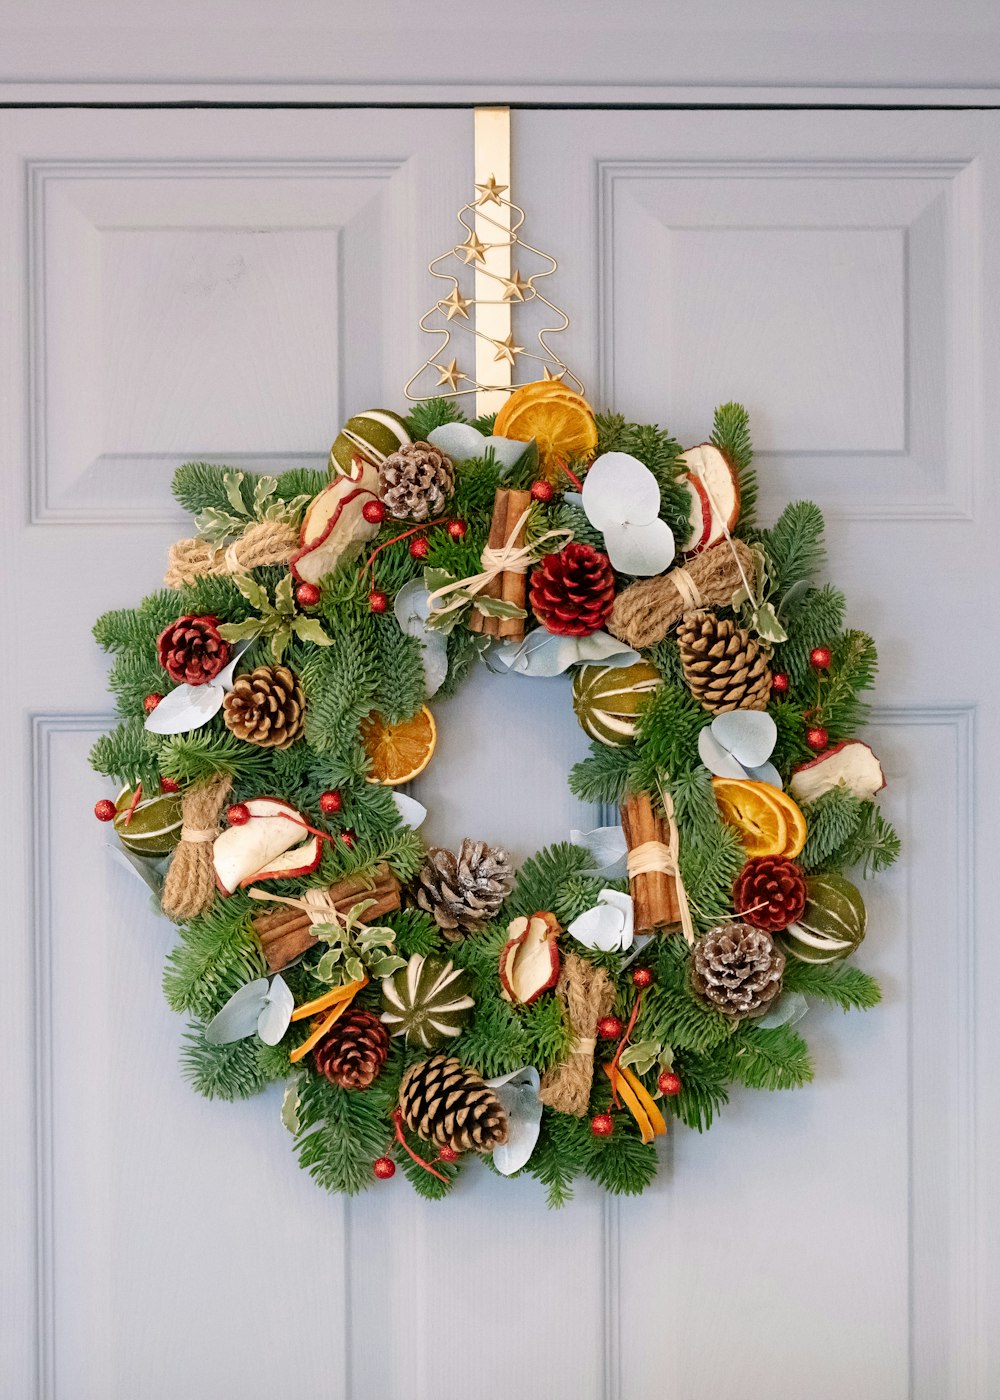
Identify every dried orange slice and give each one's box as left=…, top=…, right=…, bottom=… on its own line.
left=361, top=704, right=437, bottom=785
left=493, top=380, right=598, bottom=480
left=767, top=787, right=807, bottom=859
left=712, top=778, right=788, bottom=858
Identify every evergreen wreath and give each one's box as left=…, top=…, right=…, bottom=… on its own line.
left=91, top=384, right=898, bottom=1205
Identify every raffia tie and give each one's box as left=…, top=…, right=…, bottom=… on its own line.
left=670, top=565, right=703, bottom=613
left=425, top=509, right=572, bottom=623
left=164, top=520, right=299, bottom=589
left=160, top=775, right=232, bottom=922
left=247, top=886, right=348, bottom=929
left=538, top=953, right=616, bottom=1117
left=652, top=788, right=696, bottom=946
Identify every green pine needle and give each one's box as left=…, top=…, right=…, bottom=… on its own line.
left=782, top=960, right=882, bottom=1011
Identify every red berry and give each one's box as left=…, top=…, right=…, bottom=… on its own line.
left=530, top=480, right=555, bottom=503
left=597, top=1015, right=624, bottom=1041
left=631, top=967, right=653, bottom=990
left=319, top=789, right=342, bottom=815
left=409, top=535, right=430, bottom=559
left=446, top=519, right=467, bottom=540
left=373, top=1156, right=396, bottom=1180
left=94, top=798, right=117, bottom=822
left=657, top=1071, right=682, bottom=1097
left=143, top=693, right=163, bottom=714
left=591, top=1113, right=614, bottom=1138
left=295, top=582, right=321, bottom=608
left=362, top=499, right=386, bottom=526
left=771, top=673, right=789, bottom=694
left=227, top=803, right=251, bottom=826
left=810, top=647, right=832, bottom=671
left=159, top=777, right=180, bottom=794
left=806, top=726, right=829, bottom=752
left=369, top=590, right=388, bottom=614
left=437, top=1145, right=458, bottom=1163
left=341, top=829, right=356, bottom=848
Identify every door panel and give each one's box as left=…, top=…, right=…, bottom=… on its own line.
left=4, top=107, right=996, bottom=1400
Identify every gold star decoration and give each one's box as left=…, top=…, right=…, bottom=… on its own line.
left=434, top=358, right=464, bottom=391
left=501, top=269, right=531, bottom=303
left=475, top=174, right=509, bottom=207
left=541, top=365, right=565, bottom=382
left=440, top=287, right=471, bottom=320
left=492, top=333, right=524, bottom=366
left=458, top=231, right=487, bottom=265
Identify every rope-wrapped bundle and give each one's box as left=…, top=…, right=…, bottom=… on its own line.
left=160, top=776, right=232, bottom=921
left=539, top=953, right=616, bottom=1116
left=164, top=520, right=299, bottom=589
left=607, top=538, right=758, bottom=650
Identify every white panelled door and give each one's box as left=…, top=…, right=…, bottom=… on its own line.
left=3, top=107, right=996, bottom=1400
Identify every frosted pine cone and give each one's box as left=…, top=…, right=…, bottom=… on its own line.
left=690, top=923, right=785, bottom=1020
left=414, top=839, right=514, bottom=938
left=379, top=442, right=455, bottom=521
left=529, top=543, right=616, bottom=637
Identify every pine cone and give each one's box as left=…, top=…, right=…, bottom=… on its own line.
left=529, top=543, right=616, bottom=637
left=313, top=1008, right=390, bottom=1090
left=398, top=1054, right=508, bottom=1154
left=379, top=441, right=455, bottom=521
left=690, top=923, right=785, bottom=1020
left=157, top=614, right=230, bottom=686
left=733, top=856, right=807, bottom=932
left=676, top=610, right=771, bottom=713
left=221, top=665, right=305, bottom=749
left=414, top=839, right=514, bottom=938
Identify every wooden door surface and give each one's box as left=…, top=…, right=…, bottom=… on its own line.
left=2, top=106, right=995, bottom=1400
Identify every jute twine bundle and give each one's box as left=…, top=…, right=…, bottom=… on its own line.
left=164, top=520, right=299, bottom=589
left=539, top=953, right=616, bottom=1116
left=161, top=775, right=232, bottom=921
left=607, top=538, right=758, bottom=650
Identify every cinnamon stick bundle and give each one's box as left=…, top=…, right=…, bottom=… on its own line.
left=620, top=792, right=681, bottom=933
left=253, top=863, right=401, bottom=972
left=469, top=487, right=532, bottom=641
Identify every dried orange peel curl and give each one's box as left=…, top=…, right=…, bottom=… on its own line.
left=288, top=976, right=368, bottom=1064
left=602, top=1062, right=667, bottom=1145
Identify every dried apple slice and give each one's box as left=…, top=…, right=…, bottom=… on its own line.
left=213, top=797, right=316, bottom=895
left=681, top=443, right=740, bottom=553
left=789, top=740, right=887, bottom=805
left=499, top=912, right=561, bottom=1005
left=290, top=459, right=383, bottom=585
left=680, top=472, right=712, bottom=554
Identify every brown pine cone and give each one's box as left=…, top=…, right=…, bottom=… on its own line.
left=157, top=614, right=230, bottom=686
left=676, top=610, right=771, bottom=713
left=690, top=923, right=785, bottom=1020
left=222, top=665, right=305, bottom=749
left=398, top=1054, right=508, bottom=1153
left=530, top=543, right=616, bottom=637
left=414, top=839, right=514, bottom=938
left=313, top=1008, right=390, bottom=1090
left=734, top=856, right=807, bottom=932
left=379, top=441, right=455, bottom=521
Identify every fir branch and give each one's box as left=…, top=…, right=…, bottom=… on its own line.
left=630, top=683, right=712, bottom=790
left=273, top=467, right=328, bottom=502
left=405, top=397, right=467, bottom=440
left=585, top=1124, right=659, bottom=1196
left=436, top=627, right=487, bottom=701
left=382, top=908, right=442, bottom=958
left=163, top=901, right=265, bottom=1020
left=781, top=959, right=882, bottom=1011
left=89, top=717, right=162, bottom=790
left=776, top=585, right=846, bottom=686
left=158, top=728, right=274, bottom=786
left=300, top=622, right=379, bottom=755
left=372, top=616, right=426, bottom=725
left=547, top=499, right=605, bottom=550
left=710, top=402, right=758, bottom=531
left=665, top=1050, right=731, bottom=1132
left=817, top=630, right=878, bottom=739
left=396, top=1123, right=459, bottom=1200
left=294, top=1072, right=397, bottom=1196
left=180, top=1025, right=274, bottom=1101
left=568, top=740, right=633, bottom=807
left=770, top=700, right=813, bottom=779
left=504, top=842, right=593, bottom=923
left=530, top=1109, right=590, bottom=1207
left=172, top=461, right=249, bottom=517
left=799, top=788, right=865, bottom=872
left=679, top=824, right=747, bottom=931
left=727, top=1025, right=814, bottom=1091
left=837, top=801, right=901, bottom=876
left=93, top=607, right=161, bottom=655
left=648, top=636, right=685, bottom=688
left=760, top=501, right=825, bottom=595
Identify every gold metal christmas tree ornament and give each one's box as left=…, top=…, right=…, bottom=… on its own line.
left=404, top=106, right=583, bottom=419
